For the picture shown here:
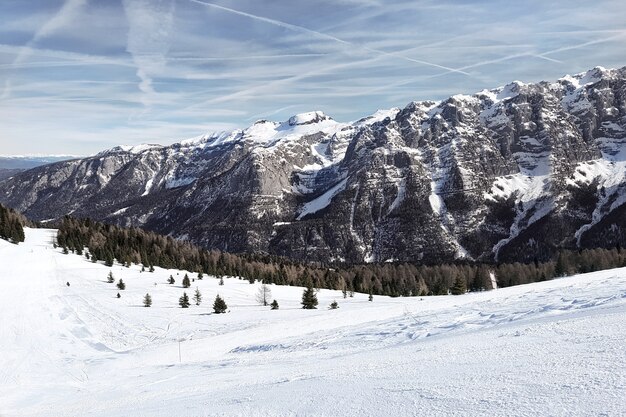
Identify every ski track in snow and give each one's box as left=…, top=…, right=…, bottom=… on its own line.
left=1, top=229, right=625, bottom=416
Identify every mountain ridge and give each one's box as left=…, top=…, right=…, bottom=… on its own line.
left=1, top=65, right=626, bottom=264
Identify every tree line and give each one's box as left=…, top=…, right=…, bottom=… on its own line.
left=56, top=216, right=626, bottom=297
left=0, top=203, right=28, bottom=244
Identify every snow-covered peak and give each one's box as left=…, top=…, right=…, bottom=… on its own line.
left=182, top=130, right=243, bottom=150
left=560, top=66, right=610, bottom=90
left=173, top=114, right=343, bottom=152
left=498, top=81, right=525, bottom=100
left=450, top=94, right=479, bottom=104
left=288, top=111, right=332, bottom=126
left=243, top=119, right=280, bottom=139
left=96, top=144, right=163, bottom=157
left=354, top=108, right=400, bottom=126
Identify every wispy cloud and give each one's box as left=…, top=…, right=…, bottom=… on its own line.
left=1, top=0, right=625, bottom=155
left=30, top=0, right=88, bottom=44
left=188, top=0, right=470, bottom=76
left=122, top=0, right=176, bottom=108
left=1, top=0, right=88, bottom=98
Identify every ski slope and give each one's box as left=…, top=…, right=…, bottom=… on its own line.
left=1, top=229, right=625, bottom=416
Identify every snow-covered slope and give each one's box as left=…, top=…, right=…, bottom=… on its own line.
left=1, top=229, right=625, bottom=416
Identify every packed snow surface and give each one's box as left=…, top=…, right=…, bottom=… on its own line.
left=1, top=229, right=625, bottom=416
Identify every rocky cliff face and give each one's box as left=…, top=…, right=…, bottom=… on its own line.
left=2, top=67, right=626, bottom=264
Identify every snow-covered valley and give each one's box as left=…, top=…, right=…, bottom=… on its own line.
left=1, top=229, right=625, bottom=416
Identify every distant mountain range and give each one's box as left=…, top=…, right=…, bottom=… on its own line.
left=1, top=66, right=626, bottom=264
left=0, top=155, right=77, bottom=181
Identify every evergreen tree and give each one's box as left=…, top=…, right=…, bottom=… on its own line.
left=116, top=292, right=121, bottom=298
left=270, top=299, right=279, bottom=310
left=117, top=279, right=126, bottom=290
left=450, top=275, right=466, bottom=295
left=179, top=292, right=190, bottom=308
left=329, top=300, right=339, bottom=309
left=182, top=274, right=191, bottom=288
left=168, top=275, right=175, bottom=285
left=213, top=294, right=227, bottom=313
left=368, top=290, right=373, bottom=302
left=197, top=272, right=203, bottom=280
left=0, top=204, right=26, bottom=244
left=143, top=293, right=152, bottom=307
left=219, top=277, right=224, bottom=286
left=149, top=265, right=155, bottom=273
left=301, top=287, right=318, bottom=309
left=555, top=252, right=567, bottom=277
left=193, top=287, right=202, bottom=306
left=107, top=271, right=115, bottom=283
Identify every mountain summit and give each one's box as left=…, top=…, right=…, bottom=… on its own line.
left=2, top=66, right=626, bottom=264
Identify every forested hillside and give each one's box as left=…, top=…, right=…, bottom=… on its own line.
left=56, top=216, right=626, bottom=297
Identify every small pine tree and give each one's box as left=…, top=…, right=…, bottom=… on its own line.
left=301, top=287, right=318, bottom=309
left=149, top=265, right=155, bottom=273
left=368, top=291, right=373, bottom=302
left=197, top=272, right=203, bottom=280
left=117, top=279, right=126, bottom=290
left=179, top=292, right=190, bottom=308
left=450, top=276, right=467, bottom=295
left=168, top=275, right=175, bottom=285
left=143, top=293, right=152, bottom=307
left=182, top=274, right=191, bottom=288
left=116, top=292, right=121, bottom=298
left=219, top=277, right=224, bottom=286
left=213, top=294, right=227, bottom=313
left=329, top=300, right=339, bottom=309
left=193, top=287, right=202, bottom=306
left=555, top=252, right=567, bottom=277
left=107, top=271, right=115, bottom=283
left=141, top=265, right=146, bottom=272
left=270, top=299, right=279, bottom=310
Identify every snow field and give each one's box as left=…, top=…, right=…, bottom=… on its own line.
left=1, top=228, right=625, bottom=416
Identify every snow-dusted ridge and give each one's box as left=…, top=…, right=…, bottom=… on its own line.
left=93, top=107, right=407, bottom=159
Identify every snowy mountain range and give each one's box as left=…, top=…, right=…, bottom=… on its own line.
left=1, top=66, right=626, bottom=264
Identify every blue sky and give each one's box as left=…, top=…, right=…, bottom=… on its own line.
left=1, top=0, right=625, bottom=155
